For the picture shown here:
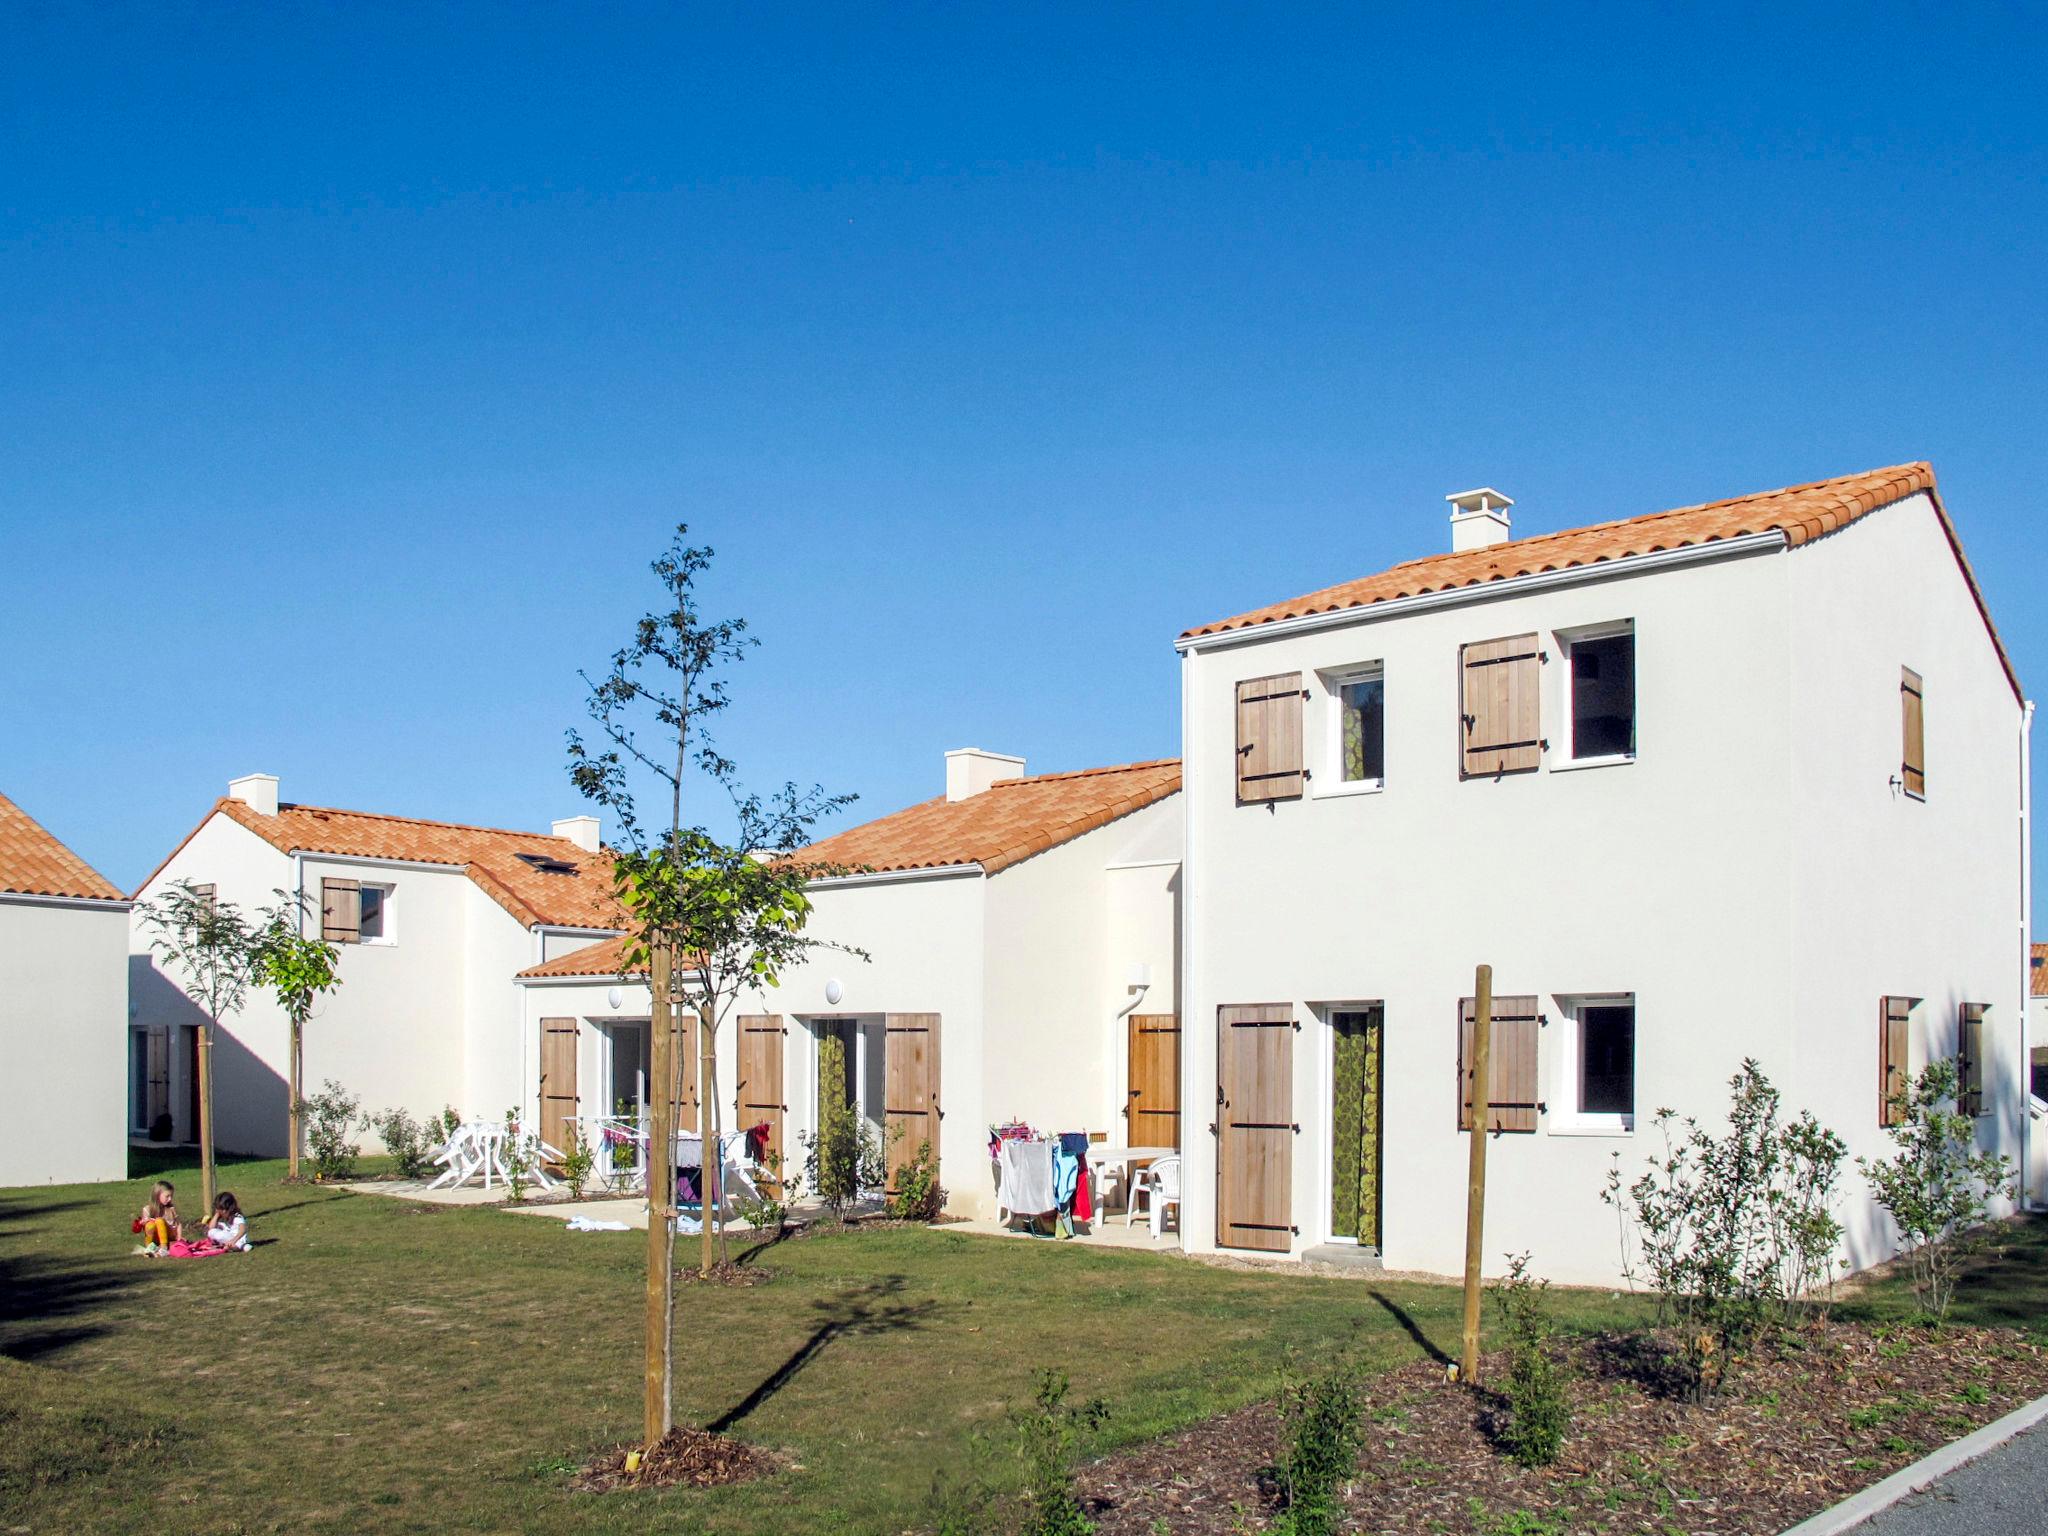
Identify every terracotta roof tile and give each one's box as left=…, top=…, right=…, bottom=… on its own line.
left=150, top=798, right=625, bottom=930
left=0, top=792, right=124, bottom=902
left=2032, top=943, right=2047, bottom=999
left=515, top=758, right=1183, bottom=981
left=1182, top=462, right=2019, bottom=699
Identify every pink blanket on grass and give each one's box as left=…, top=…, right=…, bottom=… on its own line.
left=166, top=1238, right=238, bottom=1259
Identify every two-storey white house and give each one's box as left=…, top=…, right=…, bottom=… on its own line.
left=129, top=774, right=622, bottom=1154
left=1174, top=463, right=2030, bottom=1285
left=1, top=792, right=129, bottom=1186
left=513, top=751, right=1183, bottom=1219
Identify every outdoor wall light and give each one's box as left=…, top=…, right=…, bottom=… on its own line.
left=606, top=986, right=623, bottom=1009
left=824, top=978, right=844, bottom=1005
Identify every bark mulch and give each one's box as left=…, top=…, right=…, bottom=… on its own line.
left=574, top=1425, right=783, bottom=1492
left=1077, top=1322, right=2048, bottom=1535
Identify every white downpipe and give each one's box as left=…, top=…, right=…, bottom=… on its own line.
left=1177, top=644, right=1198, bottom=1252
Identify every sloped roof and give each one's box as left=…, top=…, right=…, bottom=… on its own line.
left=0, top=792, right=125, bottom=902
left=140, top=797, right=624, bottom=930
left=803, top=759, right=1181, bottom=877
left=516, top=757, right=1183, bottom=982
left=1182, top=463, right=2018, bottom=699
left=2032, top=943, right=2047, bottom=999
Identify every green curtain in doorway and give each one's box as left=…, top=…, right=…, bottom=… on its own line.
left=818, top=1026, right=849, bottom=1123
left=1330, top=1013, right=1383, bottom=1248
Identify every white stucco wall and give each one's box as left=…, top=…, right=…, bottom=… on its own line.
left=1786, top=492, right=2028, bottom=1267
left=1, top=896, right=129, bottom=1186
left=1181, top=543, right=1805, bottom=1285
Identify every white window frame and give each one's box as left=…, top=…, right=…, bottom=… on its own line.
left=1314, top=662, right=1387, bottom=797
left=357, top=882, right=397, bottom=946
left=1550, top=992, right=1637, bottom=1135
left=1314, top=1000, right=1385, bottom=1248
left=1554, top=620, right=1637, bottom=770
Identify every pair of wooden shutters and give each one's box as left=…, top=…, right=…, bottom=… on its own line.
left=321, top=877, right=361, bottom=943
left=1879, top=996, right=1913, bottom=1127
left=1457, top=995, right=1542, bottom=1133
left=1901, top=667, right=1926, bottom=798
left=1235, top=673, right=1306, bottom=802
left=1126, top=1014, right=1181, bottom=1150
left=736, top=1014, right=787, bottom=1175
left=539, top=1017, right=578, bottom=1155
left=1217, top=1004, right=1294, bottom=1251
left=1460, top=634, right=1543, bottom=778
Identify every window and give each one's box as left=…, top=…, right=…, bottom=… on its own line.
left=358, top=883, right=394, bottom=944
left=1319, top=665, right=1385, bottom=791
left=1880, top=996, right=1915, bottom=1127
left=2032, top=1045, right=2047, bottom=1104
left=1900, top=667, right=1925, bottom=798
left=1553, top=995, right=1635, bottom=1133
left=1957, top=1003, right=1986, bottom=1116
left=1563, top=625, right=1635, bottom=762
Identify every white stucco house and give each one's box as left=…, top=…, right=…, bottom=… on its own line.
left=1, top=792, right=129, bottom=1186
left=1173, top=462, right=2031, bottom=1285
left=129, top=774, right=622, bottom=1154
left=514, top=751, right=1183, bottom=1219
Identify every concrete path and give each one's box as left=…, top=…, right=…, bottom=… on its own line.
left=1839, top=1418, right=2048, bottom=1536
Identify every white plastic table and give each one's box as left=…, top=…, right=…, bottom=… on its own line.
left=1085, top=1145, right=1174, bottom=1212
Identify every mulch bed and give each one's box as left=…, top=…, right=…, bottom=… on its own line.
left=574, top=1425, right=783, bottom=1492
left=677, top=1259, right=773, bottom=1287
left=1077, top=1322, right=2048, bottom=1534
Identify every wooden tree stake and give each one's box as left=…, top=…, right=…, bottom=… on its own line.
left=198, top=1021, right=217, bottom=1215
left=644, top=944, right=676, bottom=1447
left=1460, top=963, right=1492, bottom=1384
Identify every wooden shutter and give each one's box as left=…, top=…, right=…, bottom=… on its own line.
left=538, top=1017, right=578, bottom=1156
left=1460, top=634, right=1544, bottom=778
left=190, top=882, right=217, bottom=911
left=1458, top=995, right=1541, bottom=1133
left=884, top=1013, right=941, bottom=1198
left=1126, top=1014, right=1182, bottom=1151
left=736, top=1014, right=787, bottom=1175
left=1235, top=672, right=1305, bottom=803
left=1957, top=1003, right=1985, bottom=1117
left=1880, top=996, right=1912, bottom=1127
left=674, top=999, right=701, bottom=1129
left=1900, top=667, right=1925, bottom=799
left=320, top=877, right=360, bottom=943
left=1217, top=1004, right=1294, bottom=1251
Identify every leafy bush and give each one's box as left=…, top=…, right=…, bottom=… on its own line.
left=1601, top=1060, right=1847, bottom=1400
left=367, top=1107, right=435, bottom=1180
left=887, top=1138, right=946, bottom=1222
left=299, top=1080, right=362, bottom=1181
left=558, top=1128, right=596, bottom=1200
left=1015, top=1370, right=1107, bottom=1536
left=734, top=1151, right=794, bottom=1236
left=1492, top=1253, right=1572, bottom=1467
left=499, top=1109, right=537, bottom=1204
left=798, top=1094, right=887, bottom=1214
left=1859, top=1058, right=2016, bottom=1324
left=1272, top=1364, right=1361, bottom=1535
left=435, top=1106, right=463, bottom=1143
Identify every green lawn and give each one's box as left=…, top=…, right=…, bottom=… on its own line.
left=0, top=1152, right=2035, bottom=1535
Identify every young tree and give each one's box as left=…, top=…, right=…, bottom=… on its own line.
left=255, top=890, right=343, bottom=1182
left=569, top=525, right=855, bottom=1449
left=138, top=879, right=264, bottom=1213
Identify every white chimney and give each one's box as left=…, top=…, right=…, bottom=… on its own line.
left=1447, top=487, right=1514, bottom=552
left=945, top=748, right=1025, bottom=803
left=228, top=773, right=279, bottom=817
left=552, top=815, right=601, bottom=853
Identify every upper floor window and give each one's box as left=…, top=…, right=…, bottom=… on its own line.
left=1319, top=664, right=1385, bottom=792
left=322, top=877, right=395, bottom=946
left=1562, top=624, right=1635, bottom=763
left=358, top=883, right=394, bottom=944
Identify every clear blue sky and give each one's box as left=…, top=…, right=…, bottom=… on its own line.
left=3, top=4, right=2043, bottom=896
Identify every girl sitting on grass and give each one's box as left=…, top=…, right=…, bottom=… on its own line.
left=131, top=1198, right=172, bottom=1254
left=204, top=1192, right=250, bottom=1252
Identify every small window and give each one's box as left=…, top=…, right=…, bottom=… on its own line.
left=1900, top=667, right=1926, bottom=799
left=1957, top=1003, right=1986, bottom=1116
left=1320, top=666, right=1385, bottom=792
left=1564, top=627, right=1635, bottom=762
left=2031, top=1045, right=2047, bottom=1104
left=515, top=851, right=580, bottom=875
left=1554, top=995, right=1635, bottom=1132
left=358, top=884, right=394, bottom=944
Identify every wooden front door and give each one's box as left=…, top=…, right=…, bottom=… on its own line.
left=736, top=1014, right=786, bottom=1175
left=539, top=1017, right=578, bottom=1155
left=145, top=1029, right=170, bottom=1131
left=884, top=1013, right=941, bottom=1197
left=1126, top=1014, right=1181, bottom=1151
left=1329, top=1009, right=1384, bottom=1250
left=183, top=1025, right=201, bottom=1142
left=1217, top=1004, right=1294, bottom=1252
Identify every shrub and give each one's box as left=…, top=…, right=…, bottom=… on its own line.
left=1859, top=1058, right=2016, bottom=1325
left=887, top=1138, right=946, bottom=1222
left=798, top=1094, right=887, bottom=1215
left=1492, top=1253, right=1572, bottom=1467
left=499, top=1109, right=537, bottom=1204
left=558, top=1128, right=595, bottom=1200
left=1272, top=1364, right=1361, bottom=1535
left=1014, top=1370, right=1106, bottom=1536
left=1601, top=1060, right=1847, bottom=1400
left=299, top=1080, right=362, bottom=1181
left=435, top=1106, right=464, bottom=1143
left=368, top=1107, right=434, bottom=1180
left=734, top=1151, right=794, bottom=1236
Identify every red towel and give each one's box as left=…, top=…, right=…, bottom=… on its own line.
left=1074, top=1163, right=1092, bottom=1222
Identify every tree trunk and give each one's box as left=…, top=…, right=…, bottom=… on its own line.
left=699, top=1000, right=715, bottom=1277
left=198, top=1018, right=218, bottom=1217
left=644, top=945, right=676, bottom=1447
left=287, top=1013, right=303, bottom=1181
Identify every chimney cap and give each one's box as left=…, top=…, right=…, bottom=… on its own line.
left=1446, top=487, right=1514, bottom=515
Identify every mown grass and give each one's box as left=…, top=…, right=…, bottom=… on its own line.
left=1, top=1151, right=2036, bottom=1535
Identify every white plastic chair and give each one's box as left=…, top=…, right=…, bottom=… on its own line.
left=1128, top=1155, right=1181, bottom=1235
